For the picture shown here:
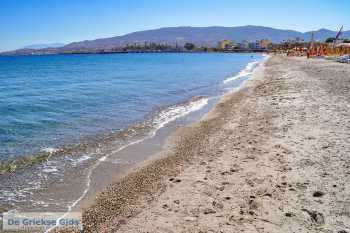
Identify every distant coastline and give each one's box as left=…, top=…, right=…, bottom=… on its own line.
left=2, top=25, right=349, bottom=56
left=0, top=49, right=269, bottom=56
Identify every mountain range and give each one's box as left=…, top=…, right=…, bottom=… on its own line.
left=64, top=26, right=348, bottom=50
left=22, top=43, right=66, bottom=50
left=3, top=25, right=349, bottom=55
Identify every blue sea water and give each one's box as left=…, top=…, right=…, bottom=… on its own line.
left=0, top=53, right=262, bottom=161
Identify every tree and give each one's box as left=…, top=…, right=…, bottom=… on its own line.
left=325, top=37, right=336, bottom=43
left=184, top=43, right=195, bottom=51
left=343, top=38, right=350, bottom=43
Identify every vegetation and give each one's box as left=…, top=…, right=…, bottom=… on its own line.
left=325, top=37, right=336, bottom=43
left=184, top=43, right=195, bottom=51
left=343, top=38, right=350, bottom=43
left=124, top=42, right=173, bottom=51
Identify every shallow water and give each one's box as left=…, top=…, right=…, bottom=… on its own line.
left=0, top=52, right=263, bottom=215
left=0, top=53, right=261, bottom=161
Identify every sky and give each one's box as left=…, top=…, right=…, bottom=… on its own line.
left=1, top=0, right=349, bottom=52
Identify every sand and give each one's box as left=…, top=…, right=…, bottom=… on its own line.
left=79, top=55, right=350, bottom=233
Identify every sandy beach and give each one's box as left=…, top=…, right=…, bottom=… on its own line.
left=79, top=55, right=350, bottom=233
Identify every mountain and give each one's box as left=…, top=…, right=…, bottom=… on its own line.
left=2, top=25, right=349, bottom=55
left=22, top=43, right=65, bottom=49
left=303, top=28, right=349, bottom=41
left=62, top=26, right=349, bottom=50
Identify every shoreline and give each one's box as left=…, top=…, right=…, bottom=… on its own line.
left=0, top=53, right=262, bottom=177
left=1, top=50, right=269, bottom=56
left=0, top=55, right=265, bottom=222
left=0, top=94, right=216, bottom=214
left=79, top=57, right=269, bottom=232
left=81, top=55, right=350, bottom=233
left=52, top=57, right=267, bottom=228
left=0, top=96, right=209, bottom=176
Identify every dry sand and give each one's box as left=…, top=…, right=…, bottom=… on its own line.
left=81, top=55, right=350, bottom=233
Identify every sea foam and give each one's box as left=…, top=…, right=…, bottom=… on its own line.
left=152, top=97, right=209, bottom=134
left=223, top=61, right=259, bottom=84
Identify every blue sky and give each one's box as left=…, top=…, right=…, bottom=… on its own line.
left=1, top=0, right=349, bottom=51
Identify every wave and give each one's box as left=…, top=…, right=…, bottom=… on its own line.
left=41, top=147, right=58, bottom=154
left=6, top=56, right=267, bottom=232
left=151, top=97, right=209, bottom=135
left=44, top=96, right=210, bottom=232
left=223, top=61, right=259, bottom=84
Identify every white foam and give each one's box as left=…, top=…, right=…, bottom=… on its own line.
left=41, top=147, right=58, bottom=154
left=223, top=61, right=259, bottom=84
left=42, top=167, right=59, bottom=173
left=108, top=158, right=130, bottom=165
left=70, top=155, right=91, bottom=166
left=45, top=97, right=209, bottom=233
left=152, top=97, right=209, bottom=135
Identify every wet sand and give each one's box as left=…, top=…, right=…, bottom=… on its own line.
left=80, top=55, right=350, bottom=233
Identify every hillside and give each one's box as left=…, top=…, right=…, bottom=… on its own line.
left=2, top=25, right=349, bottom=55
left=62, top=25, right=348, bottom=50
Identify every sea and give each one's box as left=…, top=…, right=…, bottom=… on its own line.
left=0, top=52, right=264, bottom=216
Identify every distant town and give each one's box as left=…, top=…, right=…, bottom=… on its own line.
left=1, top=25, right=349, bottom=56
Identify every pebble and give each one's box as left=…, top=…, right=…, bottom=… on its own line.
left=184, top=216, right=196, bottom=221
left=313, top=191, right=325, bottom=197
left=203, top=208, right=216, bottom=214
left=285, top=212, right=293, bottom=217
left=217, top=186, right=225, bottom=191
left=212, top=201, right=224, bottom=209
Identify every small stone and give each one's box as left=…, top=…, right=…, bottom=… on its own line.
left=301, top=209, right=324, bottom=224
left=313, top=191, right=325, bottom=197
left=203, top=208, right=216, bottom=214
left=217, top=186, right=225, bottom=191
left=212, top=201, right=224, bottom=209
left=174, top=200, right=180, bottom=204
left=184, top=216, right=196, bottom=221
left=285, top=212, right=293, bottom=217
